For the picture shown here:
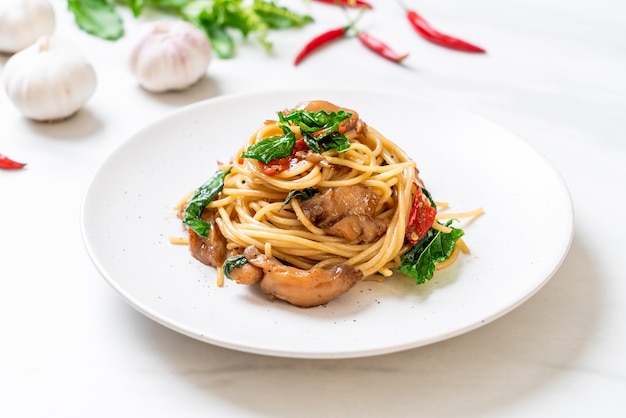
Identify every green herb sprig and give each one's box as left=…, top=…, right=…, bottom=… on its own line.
left=240, top=109, right=352, bottom=164
left=398, top=221, right=465, bottom=284
left=279, top=109, right=352, bottom=153
left=67, top=0, right=313, bottom=58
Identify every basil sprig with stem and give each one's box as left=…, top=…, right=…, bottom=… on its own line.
left=67, top=0, right=313, bottom=59
left=241, top=109, right=353, bottom=163
left=183, top=167, right=232, bottom=238
left=279, top=109, right=352, bottom=153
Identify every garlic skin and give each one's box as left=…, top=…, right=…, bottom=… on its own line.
left=0, top=0, right=55, bottom=54
left=129, top=20, right=212, bottom=93
left=3, top=36, right=97, bottom=122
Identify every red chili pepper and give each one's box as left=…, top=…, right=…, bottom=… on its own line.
left=312, top=0, right=373, bottom=9
left=405, top=10, right=485, bottom=53
left=0, top=153, right=27, bottom=170
left=406, top=185, right=437, bottom=245
left=258, top=138, right=309, bottom=176
left=357, top=32, right=409, bottom=63
left=294, top=26, right=348, bottom=66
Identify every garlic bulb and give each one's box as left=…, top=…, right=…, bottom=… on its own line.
left=129, top=20, right=212, bottom=93
left=0, top=0, right=55, bottom=54
left=3, top=36, right=97, bottom=122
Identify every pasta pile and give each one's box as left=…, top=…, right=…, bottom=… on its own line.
left=211, top=121, right=416, bottom=280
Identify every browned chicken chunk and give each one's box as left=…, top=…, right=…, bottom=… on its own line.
left=188, top=210, right=227, bottom=267
left=243, top=246, right=363, bottom=307
left=229, top=262, right=264, bottom=285
left=299, top=185, right=389, bottom=243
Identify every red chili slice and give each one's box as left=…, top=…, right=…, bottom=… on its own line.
left=406, top=185, right=437, bottom=245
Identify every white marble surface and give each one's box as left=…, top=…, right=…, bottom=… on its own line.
left=1, top=0, right=625, bottom=416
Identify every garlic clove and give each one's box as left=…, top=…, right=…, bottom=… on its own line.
left=129, top=20, right=212, bottom=93
left=0, top=0, right=55, bottom=54
left=3, top=36, right=97, bottom=122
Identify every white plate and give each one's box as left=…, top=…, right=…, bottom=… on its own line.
left=81, top=88, right=573, bottom=359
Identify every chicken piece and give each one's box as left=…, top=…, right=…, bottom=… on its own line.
left=299, top=185, right=389, bottom=243
left=286, top=100, right=367, bottom=135
left=188, top=210, right=227, bottom=267
left=243, top=246, right=363, bottom=308
left=325, top=214, right=388, bottom=243
left=229, top=262, right=264, bottom=285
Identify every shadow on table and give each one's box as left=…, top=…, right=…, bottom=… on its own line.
left=131, top=232, right=600, bottom=417
left=135, top=76, right=221, bottom=108
left=17, top=75, right=221, bottom=141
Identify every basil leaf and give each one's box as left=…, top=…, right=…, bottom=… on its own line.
left=398, top=222, right=465, bottom=284
left=322, top=133, right=351, bottom=153
left=149, top=0, right=189, bottom=7
left=252, top=0, right=314, bottom=29
left=280, top=109, right=351, bottom=129
left=282, top=187, right=318, bottom=207
left=127, top=0, right=145, bottom=17
left=240, top=126, right=296, bottom=163
left=201, top=22, right=236, bottom=59
left=279, top=109, right=352, bottom=153
left=183, top=167, right=232, bottom=238
left=223, top=254, right=248, bottom=280
left=68, top=0, right=124, bottom=41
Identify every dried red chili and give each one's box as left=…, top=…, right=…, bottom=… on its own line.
left=312, top=0, right=373, bottom=9
left=405, top=10, right=485, bottom=53
left=293, top=26, right=349, bottom=65
left=406, top=185, right=437, bottom=245
left=0, top=153, right=27, bottom=170
left=357, top=31, right=408, bottom=63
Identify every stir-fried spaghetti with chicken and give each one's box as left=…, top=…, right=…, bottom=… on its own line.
left=175, top=100, right=480, bottom=307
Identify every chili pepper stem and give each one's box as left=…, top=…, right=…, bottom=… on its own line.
left=293, top=9, right=367, bottom=66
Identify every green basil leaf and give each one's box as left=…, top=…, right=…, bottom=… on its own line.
left=203, top=22, right=236, bottom=59
left=183, top=167, right=232, bottom=238
left=127, top=0, right=145, bottom=17
left=252, top=0, right=314, bottom=29
left=282, top=187, right=318, bottom=207
left=279, top=109, right=351, bottom=129
left=223, top=254, right=248, bottom=280
left=68, top=0, right=124, bottom=41
left=398, top=221, right=465, bottom=284
left=279, top=109, right=352, bottom=153
left=240, top=126, right=296, bottom=163
left=322, top=133, right=351, bottom=153
left=148, top=0, right=189, bottom=7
